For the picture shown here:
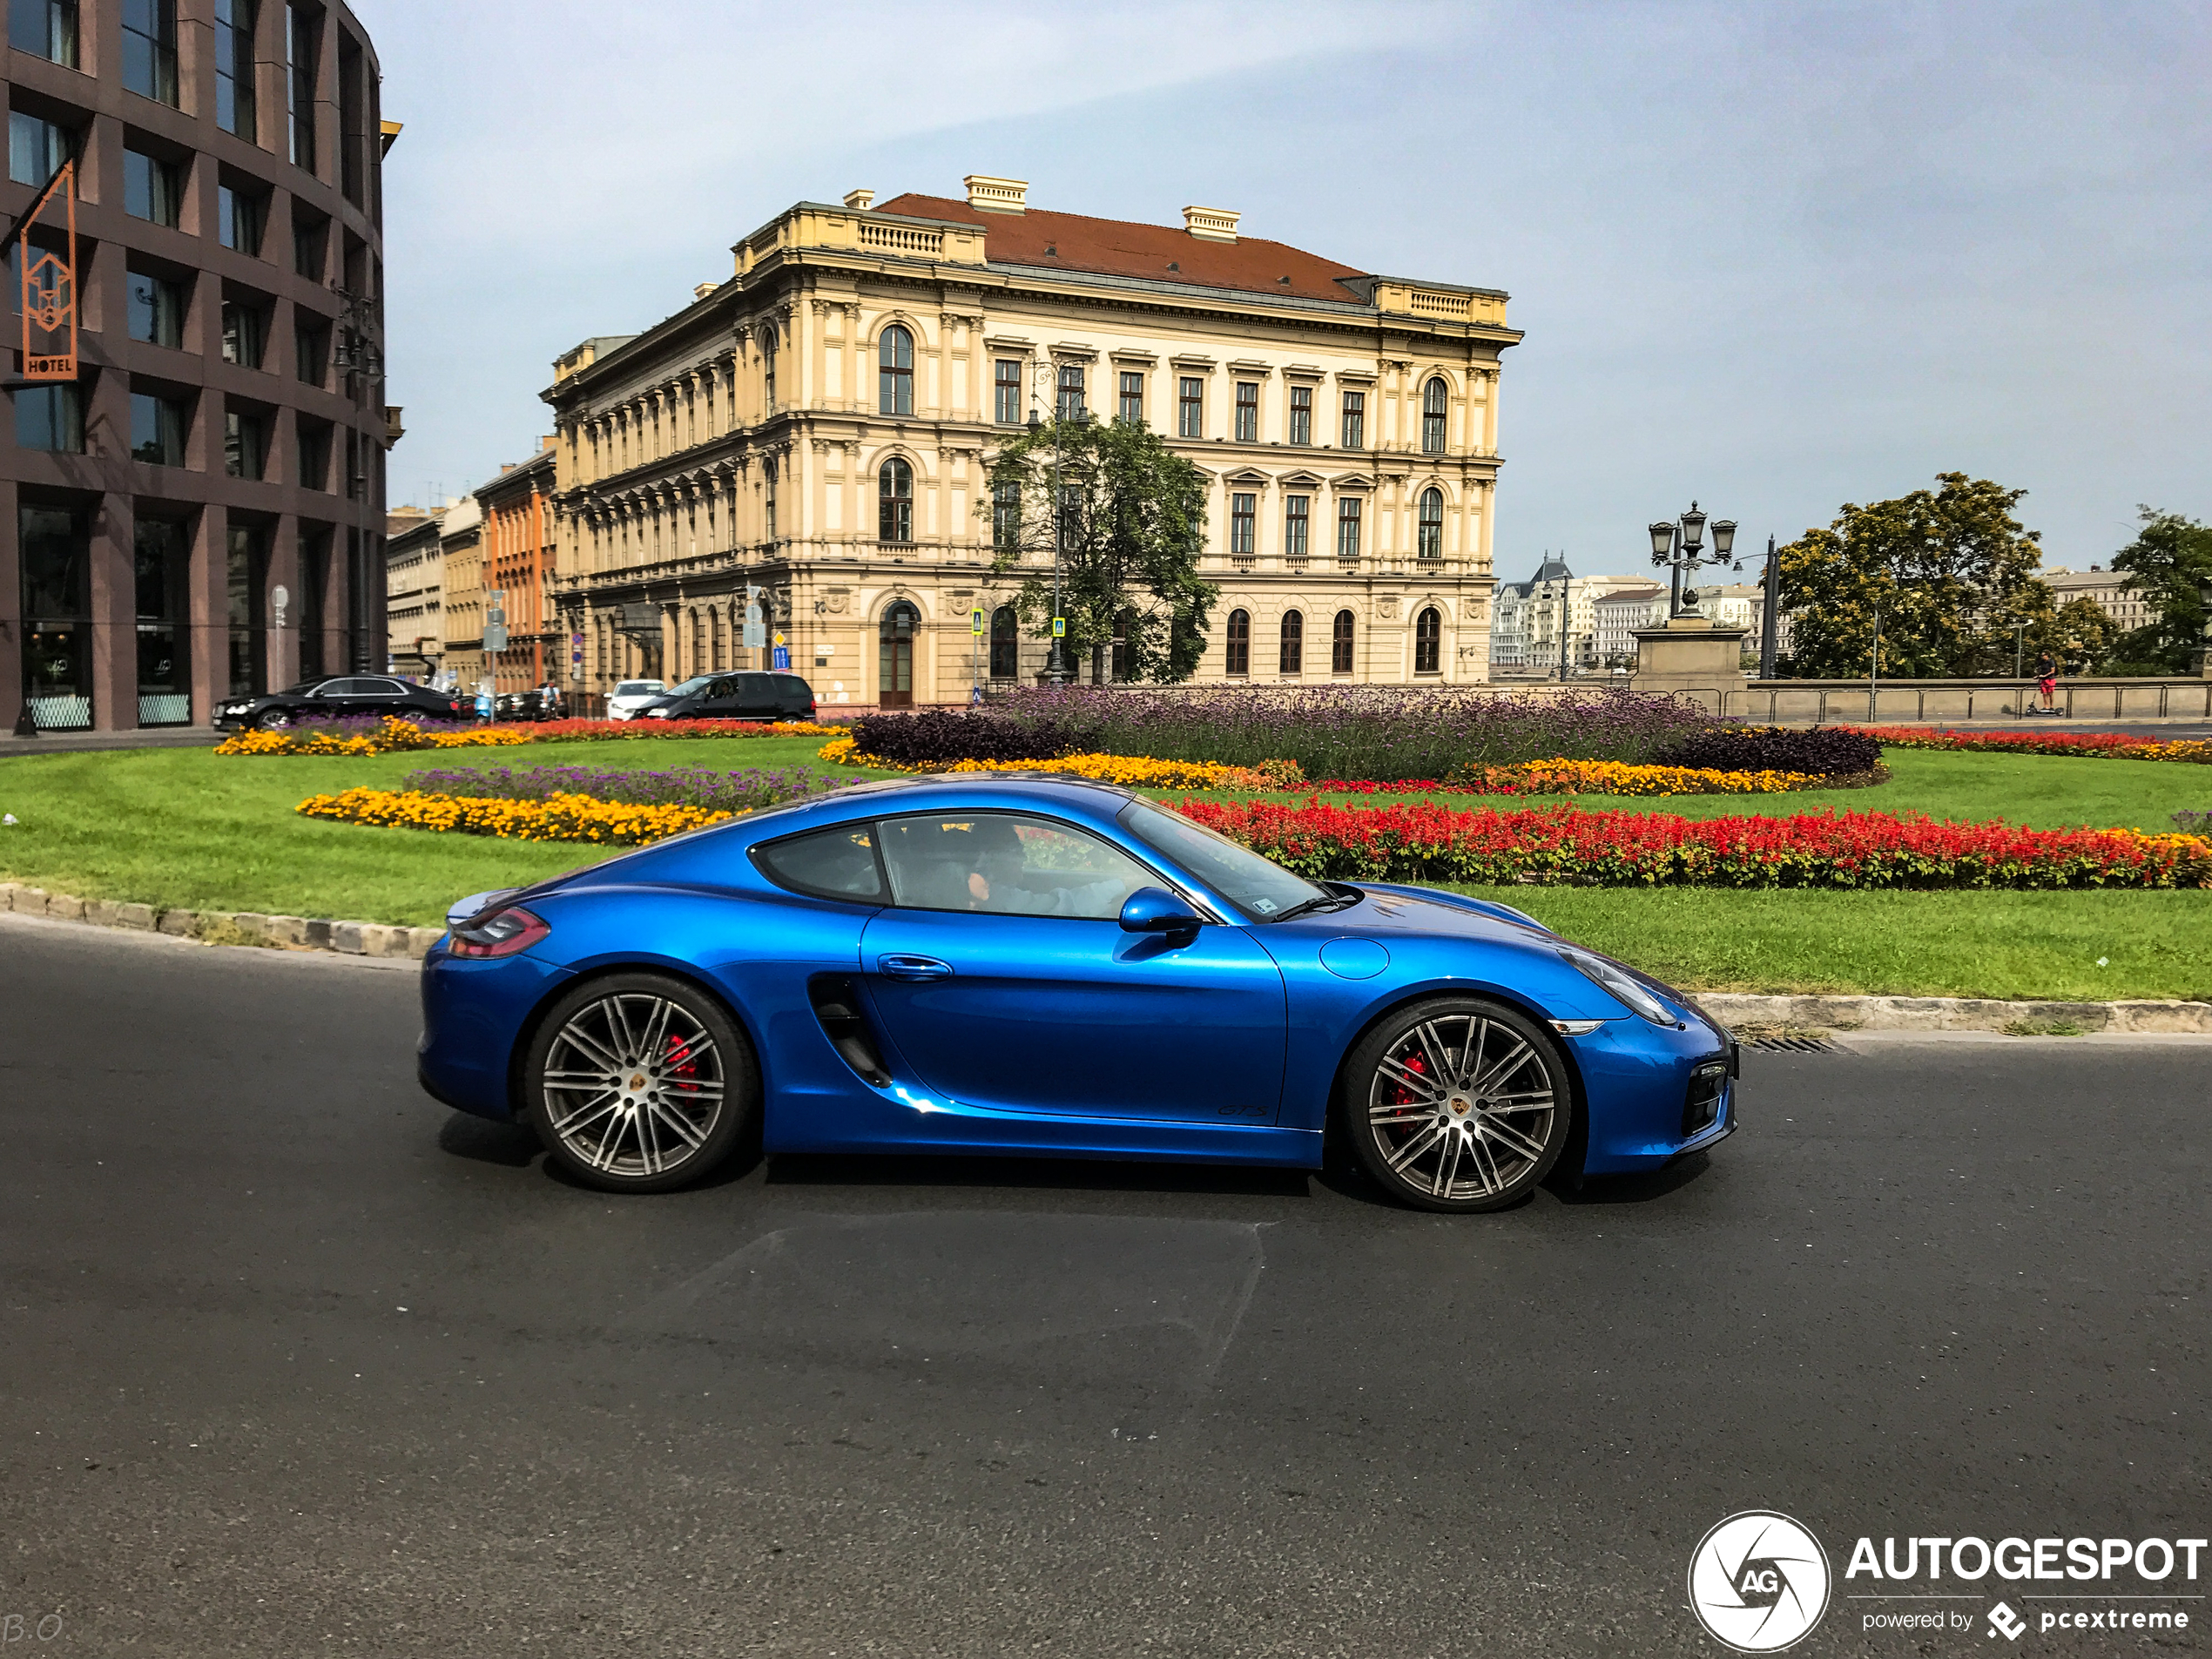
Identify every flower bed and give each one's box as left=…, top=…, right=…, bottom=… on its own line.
left=220, top=715, right=841, bottom=757
left=1312, top=759, right=1876, bottom=796
left=1653, top=725, right=1884, bottom=778
left=296, top=786, right=738, bottom=844
left=1837, top=725, right=2212, bottom=764
left=818, top=732, right=1299, bottom=791
left=399, top=762, right=851, bottom=814
left=1175, top=799, right=2212, bottom=890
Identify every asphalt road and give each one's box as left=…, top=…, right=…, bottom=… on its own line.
left=1, top=913, right=2204, bottom=1657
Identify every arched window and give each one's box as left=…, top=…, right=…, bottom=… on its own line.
left=879, top=325, right=914, bottom=415
left=1422, top=377, right=1448, bottom=454
left=1332, top=609, right=1355, bottom=674
left=880, top=600, right=919, bottom=706
left=690, top=607, right=703, bottom=675
left=1414, top=605, right=1442, bottom=674
left=878, top=457, right=913, bottom=543
left=1418, top=488, right=1445, bottom=559
left=989, top=604, right=1018, bottom=680
left=1225, top=608, right=1251, bottom=676
left=710, top=605, right=724, bottom=671
left=1279, top=610, right=1304, bottom=676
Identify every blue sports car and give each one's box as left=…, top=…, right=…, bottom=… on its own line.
left=418, top=774, right=1736, bottom=1212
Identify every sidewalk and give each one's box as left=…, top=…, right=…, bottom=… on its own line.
left=0, top=725, right=226, bottom=758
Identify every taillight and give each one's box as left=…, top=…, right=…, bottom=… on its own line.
left=445, top=906, right=550, bottom=959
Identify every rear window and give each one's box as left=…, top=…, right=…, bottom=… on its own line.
left=752, top=823, right=886, bottom=902
left=614, top=681, right=663, bottom=696
left=773, top=674, right=813, bottom=697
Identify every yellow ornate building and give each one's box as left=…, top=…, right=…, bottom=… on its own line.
left=542, top=178, right=1521, bottom=709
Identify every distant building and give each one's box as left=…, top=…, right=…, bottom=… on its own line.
left=1489, top=557, right=1649, bottom=675
left=1593, top=584, right=1666, bottom=667
left=2040, top=565, right=2154, bottom=634
left=475, top=446, right=559, bottom=695
left=435, top=497, right=487, bottom=691
left=384, top=508, right=442, bottom=678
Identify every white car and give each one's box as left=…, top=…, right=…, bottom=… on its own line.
left=604, top=679, right=666, bottom=721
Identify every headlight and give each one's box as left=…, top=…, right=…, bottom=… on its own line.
left=1559, top=947, right=1677, bottom=1025
left=645, top=706, right=671, bottom=718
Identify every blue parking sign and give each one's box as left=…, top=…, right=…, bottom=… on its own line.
left=772, top=646, right=790, bottom=670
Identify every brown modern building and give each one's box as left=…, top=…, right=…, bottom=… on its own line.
left=3, top=0, right=397, bottom=732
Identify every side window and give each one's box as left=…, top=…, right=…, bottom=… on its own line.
left=705, top=678, right=736, bottom=699
left=316, top=678, right=361, bottom=697
left=752, top=823, right=886, bottom=902
left=877, top=813, right=1155, bottom=920
left=738, top=671, right=776, bottom=700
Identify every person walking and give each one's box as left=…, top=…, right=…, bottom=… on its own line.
left=2033, top=650, right=2058, bottom=714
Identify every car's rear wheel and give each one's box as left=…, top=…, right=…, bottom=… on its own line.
left=255, top=706, right=291, bottom=730
left=1341, top=997, right=1569, bottom=1213
left=522, top=973, right=759, bottom=1193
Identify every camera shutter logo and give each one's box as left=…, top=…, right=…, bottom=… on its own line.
left=1687, top=1511, right=1831, bottom=1652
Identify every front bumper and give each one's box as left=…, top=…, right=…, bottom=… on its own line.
left=1569, top=1010, right=1738, bottom=1174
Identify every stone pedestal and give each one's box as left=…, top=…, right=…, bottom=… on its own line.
left=1629, top=619, right=1750, bottom=707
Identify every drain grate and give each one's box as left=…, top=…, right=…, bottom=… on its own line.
left=1745, top=1035, right=1836, bottom=1054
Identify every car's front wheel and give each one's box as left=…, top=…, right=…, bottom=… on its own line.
left=1341, top=997, right=1570, bottom=1213
left=255, top=706, right=292, bottom=730
left=522, top=973, right=759, bottom=1193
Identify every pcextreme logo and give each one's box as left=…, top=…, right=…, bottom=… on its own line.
left=1688, top=1511, right=1832, bottom=1652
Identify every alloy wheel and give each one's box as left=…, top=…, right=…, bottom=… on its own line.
left=541, top=991, right=725, bottom=1180
left=1365, top=1012, right=1558, bottom=1204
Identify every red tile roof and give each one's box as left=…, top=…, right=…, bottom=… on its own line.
left=872, top=193, right=1369, bottom=305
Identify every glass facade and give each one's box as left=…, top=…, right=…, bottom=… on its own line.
left=134, top=517, right=192, bottom=724
left=21, top=505, right=91, bottom=729
left=9, top=111, right=71, bottom=187
left=15, top=384, right=84, bottom=453
left=128, top=273, right=185, bottom=347
left=130, top=391, right=187, bottom=465
left=216, top=0, right=258, bottom=138
left=122, top=0, right=179, bottom=105
left=9, top=0, right=78, bottom=65
left=227, top=523, right=267, bottom=696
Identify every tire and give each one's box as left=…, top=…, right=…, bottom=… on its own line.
left=256, top=706, right=293, bottom=730
left=1340, top=996, right=1570, bottom=1214
left=521, top=972, right=759, bottom=1194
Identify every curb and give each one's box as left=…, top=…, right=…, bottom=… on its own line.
left=1696, top=992, right=2212, bottom=1035
left=0, top=882, right=443, bottom=960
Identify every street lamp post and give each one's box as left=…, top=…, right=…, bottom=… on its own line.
left=1758, top=534, right=1780, bottom=680
left=1026, top=368, right=1088, bottom=686
left=1647, top=502, right=1739, bottom=621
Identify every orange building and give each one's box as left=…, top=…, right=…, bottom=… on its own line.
left=475, top=443, right=559, bottom=694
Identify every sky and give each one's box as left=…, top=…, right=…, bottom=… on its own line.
left=361, top=0, right=2211, bottom=583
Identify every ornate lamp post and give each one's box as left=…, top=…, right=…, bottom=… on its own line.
left=1647, top=501, right=1738, bottom=621
left=1025, top=368, right=1088, bottom=685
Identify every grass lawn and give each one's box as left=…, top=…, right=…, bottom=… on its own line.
left=1, top=738, right=2205, bottom=998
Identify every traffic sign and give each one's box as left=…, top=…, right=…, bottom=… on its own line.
left=970, top=608, right=985, bottom=636
left=1050, top=616, right=1066, bottom=637
left=772, top=646, right=790, bottom=670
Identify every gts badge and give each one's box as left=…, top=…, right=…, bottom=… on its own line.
left=1215, top=1103, right=1269, bottom=1117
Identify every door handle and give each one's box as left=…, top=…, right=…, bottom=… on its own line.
left=876, top=954, right=953, bottom=981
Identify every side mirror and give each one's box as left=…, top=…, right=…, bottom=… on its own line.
left=1120, top=887, right=1203, bottom=937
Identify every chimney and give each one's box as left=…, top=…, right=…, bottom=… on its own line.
left=1183, top=205, right=1240, bottom=242
left=964, top=174, right=1028, bottom=214
left=843, top=187, right=874, bottom=211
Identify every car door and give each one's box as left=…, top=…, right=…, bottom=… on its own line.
left=857, top=811, right=1287, bottom=1123
left=311, top=677, right=367, bottom=716
left=354, top=677, right=410, bottom=718
left=733, top=671, right=779, bottom=721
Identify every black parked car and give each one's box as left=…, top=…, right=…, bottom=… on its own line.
left=639, top=671, right=817, bottom=723
left=494, top=689, right=566, bottom=723
left=215, top=676, right=474, bottom=731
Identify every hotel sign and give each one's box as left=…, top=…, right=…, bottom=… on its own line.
left=17, top=161, right=77, bottom=381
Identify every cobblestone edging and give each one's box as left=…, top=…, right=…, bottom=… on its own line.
left=0, top=882, right=443, bottom=959
left=5, top=880, right=2209, bottom=1031
left=1696, top=992, right=2212, bottom=1035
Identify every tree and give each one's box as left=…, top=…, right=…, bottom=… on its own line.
left=1777, top=473, right=2046, bottom=678
left=2108, top=508, right=2212, bottom=671
left=979, top=415, right=1218, bottom=684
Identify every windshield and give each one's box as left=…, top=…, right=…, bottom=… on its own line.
left=613, top=681, right=664, bottom=697
left=663, top=676, right=714, bottom=697
left=1117, top=798, right=1331, bottom=921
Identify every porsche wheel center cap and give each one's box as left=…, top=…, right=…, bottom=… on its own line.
left=1447, top=1094, right=1474, bottom=1117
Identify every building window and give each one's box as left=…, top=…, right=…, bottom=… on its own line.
left=227, top=523, right=268, bottom=695
left=128, top=273, right=185, bottom=347
left=1224, top=608, right=1250, bottom=676
left=296, top=415, right=331, bottom=489
left=129, top=390, right=186, bottom=465
left=225, top=408, right=268, bottom=479
left=1110, top=608, right=1132, bottom=682
left=295, top=315, right=330, bottom=386
left=1055, top=363, right=1085, bottom=421
left=878, top=324, right=914, bottom=415
left=1234, top=381, right=1258, bottom=442
left=219, top=185, right=266, bottom=254
left=1288, top=385, right=1312, bottom=446
left=1228, top=492, right=1256, bottom=556
left=292, top=210, right=327, bottom=280
left=1422, top=377, right=1448, bottom=454
left=337, top=28, right=364, bottom=204
left=216, top=0, right=257, bottom=139
left=8, top=112, right=71, bottom=189
left=9, top=0, right=78, bottom=67
left=1337, top=498, right=1362, bottom=558
left=1177, top=376, right=1203, bottom=437
left=1340, top=390, right=1366, bottom=450
left=1117, top=371, right=1143, bottom=425
left=989, top=604, right=1017, bottom=679
left=1332, top=609, right=1354, bottom=674
left=20, top=504, right=92, bottom=729
left=1418, top=488, right=1445, bottom=558
left=1284, top=495, right=1310, bottom=559
left=1279, top=610, right=1303, bottom=676
left=122, top=0, right=179, bottom=105
left=124, top=146, right=184, bottom=226
left=135, top=516, right=192, bottom=725
left=992, top=480, right=1020, bottom=552
left=1415, top=606, right=1442, bottom=674
left=14, top=383, right=82, bottom=452
left=994, top=358, right=1021, bottom=424
left=878, top=457, right=913, bottom=543
left=221, top=300, right=269, bottom=368
left=879, top=600, right=917, bottom=702
left=287, top=3, right=319, bottom=171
